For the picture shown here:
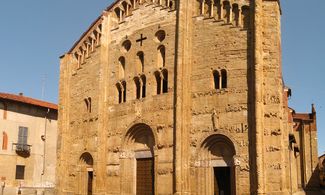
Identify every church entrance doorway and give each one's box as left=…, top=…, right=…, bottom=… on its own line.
left=197, top=134, right=236, bottom=195
left=79, top=152, right=94, bottom=195
left=121, top=123, right=156, bottom=194
left=214, top=167, right=231, bottom=195
left=136, top=158, right=154, bottom=195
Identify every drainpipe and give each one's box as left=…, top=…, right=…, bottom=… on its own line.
left=41, top=109, right=50, bottom=178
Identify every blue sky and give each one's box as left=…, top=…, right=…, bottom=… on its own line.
left=0, top=1, right=324, bottom=155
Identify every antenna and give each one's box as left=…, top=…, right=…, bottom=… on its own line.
left=41, top=74, right=47, bottom=100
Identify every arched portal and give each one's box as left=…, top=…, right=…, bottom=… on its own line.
left=79, top=152, right=94, bottom=195
left=121, top=123, right=156, bottom=194
left=197, top=134, right=236, bottom=195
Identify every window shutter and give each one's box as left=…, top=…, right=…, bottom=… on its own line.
left=18, top=127, right=28, bottom=144
left=18, top=127, right=24, bottom=144
left=23, top=127, right=28, bottom=145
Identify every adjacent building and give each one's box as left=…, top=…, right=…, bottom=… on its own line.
left=56, top=0, right=320, bottom=194
left=320, top=154, right=325, bottom=187
left=0, top=93, right=57, bottom=195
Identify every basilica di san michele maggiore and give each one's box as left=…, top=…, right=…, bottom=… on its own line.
left=54, top=0, right=321, bottom=194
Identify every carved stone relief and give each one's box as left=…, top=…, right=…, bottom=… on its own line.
left=263, top=94, right=281, bottom=104
left=266, top=146, right=281, bottom=152
left=157, top=168, right=173, bottom=175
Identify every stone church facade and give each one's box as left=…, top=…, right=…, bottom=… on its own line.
left=56, top=0, right=319, bottom=194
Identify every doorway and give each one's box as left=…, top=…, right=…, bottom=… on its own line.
left=214, top=167, right=231, bottom=195
left=136, top=158, right=154, bottom=195
left=87, top=171, right=93, bottom=195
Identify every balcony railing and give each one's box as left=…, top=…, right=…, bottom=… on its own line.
left=12, top=143, right=31, bottom=157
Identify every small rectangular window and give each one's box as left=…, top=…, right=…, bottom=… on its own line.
left=15, top=165, right=25, bottom=180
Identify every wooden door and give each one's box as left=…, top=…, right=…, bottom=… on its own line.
left=136, top=158, right=154, bottom=195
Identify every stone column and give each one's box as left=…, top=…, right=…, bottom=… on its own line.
left=174, top=0, right=193, bottom=193
left=97, top=14, right=109, bottom=195
left=237, top=8, right=242, bottom=27
left=160, top=72, right=163, bottom=94
left=253, top=0, right=287, bottom=194
left=210, top=1, right=214, bottom=17
left=201, top=0, right=205, bottom=15
left=228, top=4, right=232, bottom=23
left=219, top=3, right=223, bottom=20
left=252, top=0, right=266, bottom=193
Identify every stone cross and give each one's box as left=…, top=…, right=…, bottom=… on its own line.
left=136, top=34, right=147, bottom=46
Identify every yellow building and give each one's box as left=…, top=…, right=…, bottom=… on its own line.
left=56, top=0, right=320, bottom=194
left=0, top=93, right=57, bottom=195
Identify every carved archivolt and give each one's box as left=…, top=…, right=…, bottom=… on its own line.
left=122, top=123, right=157, bottom=153
left=195, top=134, right=237, bottom=167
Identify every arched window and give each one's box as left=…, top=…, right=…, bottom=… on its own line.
left=119, top=57, right=126, bottom=79
left=213, top=0, right=220, bottom=18
left=115, top=7, right=122, bottom=22
left=84, top=98, right=89, bottom=111
left=205, top=0, right=212, bottom=17
left=242, top=6, right=250, bottom=29
left=122, top=40, right=132, bottom=52
left=155, top=69, right=168, bottom=94
left=157, top=45, right=165, bottom=68
left=134, top=75, right=146, bottom=99
left=88, top=97, right=92, bottom=113
left=122, top=1, right=130, bottom=16
left=213, top=70, right=220, bottom=90
left=155, top=71, right=162, bottom=95
left=122, top=81, right=127, bottom=102
left=134, top=77, right=141, bottom=99
left=223, top=1, right=231, bottom=23
left=155, top=30, right=166, bottom=42
left=203, top=0, right=209, bottom=16
left=169, top=1, right=174, bottom=9
left=93, top=29, right=101, bottom=46
left=141, top=75, right=146, bottom=98
left=137, top=51, right=144, bottom=73
left=221, top=69, right=227, bottom=88
left=232, top=4, right=240, bottom=26
left=162, top=69, right=168, bottom=93
left=116, top=81, right=127, bottom=103
left=84, top=97, right=92, bottom=113
left=2, top=132, right=8, bottom=150
left=197, top=0, right=203, bottom=15
left=117, top=83, right=123, bottom=103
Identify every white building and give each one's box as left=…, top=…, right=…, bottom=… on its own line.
left=0, top=92, right=57, bottom=195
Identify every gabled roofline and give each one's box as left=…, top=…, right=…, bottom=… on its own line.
left=68, top=15, right=103, bottom=54
left=0, top=92, right=57, bottom=110
left=66, top=0, right=122, bottom=55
